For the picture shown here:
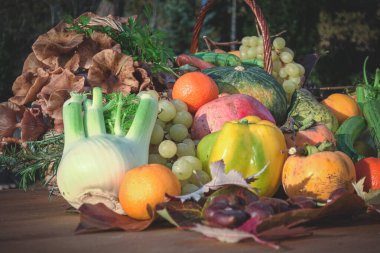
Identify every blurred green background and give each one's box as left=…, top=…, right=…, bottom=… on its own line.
left=0, top=0, right=379, bottom=101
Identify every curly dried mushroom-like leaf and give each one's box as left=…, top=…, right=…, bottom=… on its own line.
left=87, top=49, right=150, bottom=94
left=0, top=102, right=25, bottom=138
left=32, top=22, right=84, bottom=69
left=9, top=68, right=50, bottom=106
left=20, top=107, right=48, bottom=142
left=22, top=53, right=50, bottom=74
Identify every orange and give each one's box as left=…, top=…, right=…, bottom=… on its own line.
left=321, top=93, right=361, bottom=124
left=172, top=72, right=219, bottom=113
left=355, top=157, right=380, bottom=192
left=119, top=164, right=181, bottom=220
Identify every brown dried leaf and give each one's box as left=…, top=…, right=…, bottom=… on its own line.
left=10, top=69, right=50, bottom=106
left=22, top=53, right=49, bottom=73
left=32, top=22, right=84, bottom=69
left=75, top=203, right=154, bottom=234
left=87, top=49, right=140, bottom=94
left=20, top=107, right=48, bottom=142
left=156, top=201, right=203, bottom=228
left=189, top=224, right=280, bottom=249
left=0, top=102, right=24, bottom=138
left=255, top=192, right=366, bottom=234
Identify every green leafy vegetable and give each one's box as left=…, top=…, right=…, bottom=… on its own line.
left=65, top=6, right=175, bottom=74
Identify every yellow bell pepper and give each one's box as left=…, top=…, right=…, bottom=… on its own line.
left=207, top=116, right=287, bottom=197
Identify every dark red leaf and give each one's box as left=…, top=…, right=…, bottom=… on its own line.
left=156, top=201, right=203, bottom=228
left=75, top=203, right=154, bottom=234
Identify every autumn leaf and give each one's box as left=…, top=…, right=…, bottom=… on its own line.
left=171, top=160, right=267, bottom=202
left=352, top=178, right=380, bottom=213
left=156, top=201, right=203, bottom=228
left=189, top=224, right=280, bottom=249
left=75, top=203, right=154, bottom=234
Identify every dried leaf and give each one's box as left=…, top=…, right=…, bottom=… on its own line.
left=75, top=203, right=154, bottom=234
left=20, top=108, right=48, bottom=142
left=156, top=201, right=203, bottom=228
left=256, top=192, right=366, bottom=233
left=189, top=224, right=279, bottom=249
left=0, top=102, right=25, bottom=138
left=256, top=220, right=313, bottom=241
left=353, top=178, right=380, bottom=206
left=32, top=22, right=84, bottom=69
left=87, top=49, right=140, bottom=94
left=22, top=53, right=49, bottom=73
left=172, top=160, right=259, bottom=202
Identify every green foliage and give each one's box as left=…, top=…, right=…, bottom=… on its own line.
left=66, top=6, right=175, bottom=73
left=103, top=93, right=139, bottom=136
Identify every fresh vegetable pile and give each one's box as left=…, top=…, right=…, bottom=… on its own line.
left=1, top=7, right=380, bottom=250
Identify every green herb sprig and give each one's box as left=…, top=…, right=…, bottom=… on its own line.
left=65, top=6, right=175, bottom=74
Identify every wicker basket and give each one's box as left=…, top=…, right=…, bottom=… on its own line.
left=190, top=0, right=273, bottom=74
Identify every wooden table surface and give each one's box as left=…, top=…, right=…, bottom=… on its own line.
left=1, top=189, right=380, bottom=253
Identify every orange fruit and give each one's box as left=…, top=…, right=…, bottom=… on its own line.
left=228, top=50, right=241, bottom=57
left=321, top=93, right=361, bottom=124
left=355, top=157, right=380, bottom=192
left=172, top=72, right=219, bottom=113
left=119, top=164, right=181, bottom=220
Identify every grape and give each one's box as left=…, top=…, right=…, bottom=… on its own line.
left=282, top=47, right=294, bottom=57
left=279, top=67, right=288, bottom=79
left=176, top=142, right=196, bottom=157
left=246, top=47, right=257, bottom=59
left=148, top=154, right=167, bottom=165
left=158, top=140, right=177, bottom=158
left=256, top=45, right=264, bottom=55
left=273, top=37, right=286, bottom=50
left=296, top=63, right=305, bottom=76
left=289, top=76, right=301, bottom=86
left=239, top=45, right=249, bottom=52
left=272, top=60, right=282, bottom=72
left=282, top=79, right=297, bottom=94
left=271, top=51, right=279, bottom=61
left=150, top=124, right=164, bottom=145
left=240, top=50, right=248, bottom=60
left=287, top=196, right=317, bottom=209
left=245, top=201, right=275, bottom=220
left=256, top=54, right=264, bottom=60
left=149, top=144, right=159, bottom=154
left=183, top=138, right=195, bottom=149
left=181, top=183, right=199, bottom=195
left=241, top=36, right=250, bottom=46
left=280, top=51, right=294, bottom=64
left=172, top=111, right=193, bottom=128
left=285, top=63, right=300, bottom=77
left=158, top=100, right=176, bottom=122
left=145, top=90, right=160, bottom=100
left=181, top=156, right=202, bottom=171
left=172, top=99, right=188, bottom=112
left=257, top=36, right=263, bottom=45
left=172, top=158, right=193, bottom=180
left=169, top=124, right=188, bottom=142
left=271, top=71, right=279, bottom=79
left=248, top=36, right=258, bottom=47
left=155, top=118, right=166, bottom=129
left=189, top=170, right=211, bottom=186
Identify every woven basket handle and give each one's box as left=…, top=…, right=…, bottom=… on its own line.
left=190, top=0, right=272, bottom=74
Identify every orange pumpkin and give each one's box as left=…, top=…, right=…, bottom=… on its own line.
left=284, top=124, right=336, bottom=149
left=321, top=93, right=361, bottom=125
left=282, top=151, right=356, bottom=201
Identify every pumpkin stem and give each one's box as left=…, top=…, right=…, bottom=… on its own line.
left=304, top=141, right=335, bottom=156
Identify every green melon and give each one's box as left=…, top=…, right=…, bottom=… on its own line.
left=203, top=65, right=288, bottom=125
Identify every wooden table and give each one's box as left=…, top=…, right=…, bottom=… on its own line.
left=1, top=189, right=380, bottom=253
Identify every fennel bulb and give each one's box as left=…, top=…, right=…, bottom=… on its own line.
left=57, top=87, right=158, bottom=214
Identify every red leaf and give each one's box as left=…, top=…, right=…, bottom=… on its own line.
left=75, top=203, right=154, bottom=234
